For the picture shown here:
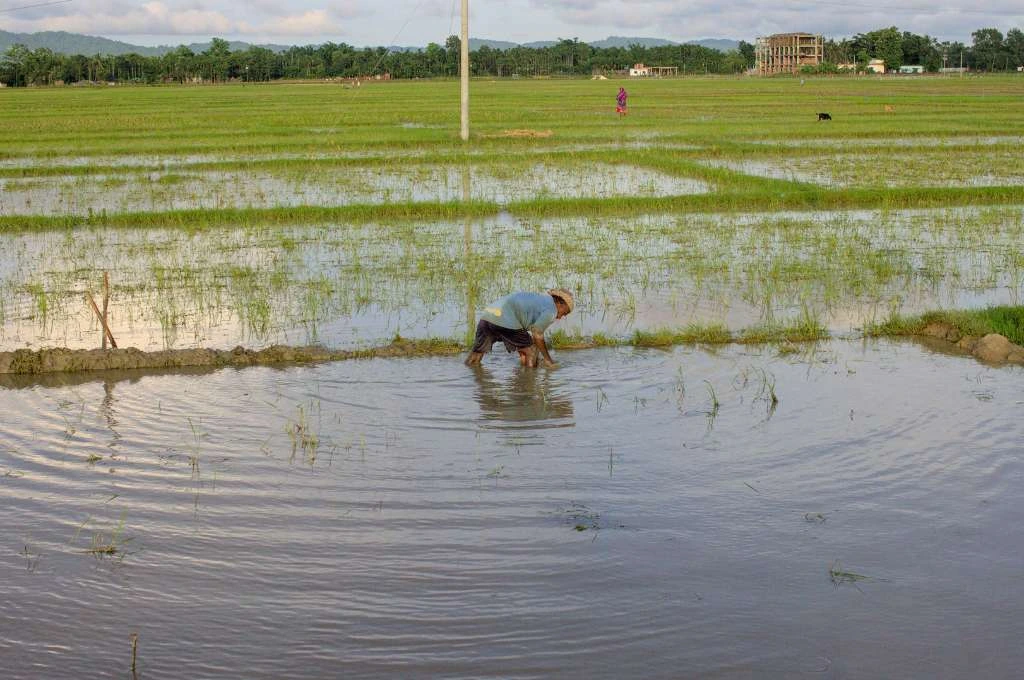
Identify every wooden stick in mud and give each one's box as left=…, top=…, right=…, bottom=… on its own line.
left=129, top=632, right=138, bottom=673
left=101, top=272, right=110, bottom=350
left=86, top=291, right=118, bottom=349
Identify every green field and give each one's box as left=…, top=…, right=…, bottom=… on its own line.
left=1, top=76, right=1023, bottom=352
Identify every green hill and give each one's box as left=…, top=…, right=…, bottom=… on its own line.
left=0, top=30, right=741, bottom=57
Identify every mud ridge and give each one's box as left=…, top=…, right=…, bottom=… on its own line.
left=918, top=323, right=1024, bottom=364
left=0, top=339, right=463, bottom=375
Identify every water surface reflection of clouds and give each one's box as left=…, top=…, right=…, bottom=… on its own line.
left=2, top=342, right=1024, bottom=677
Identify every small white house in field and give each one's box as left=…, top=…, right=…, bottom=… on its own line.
left=899, top=65, right=924, bottom=74
left=866, top=59, right=886, bottom=73
left=629, top=63, right=650, bottom=77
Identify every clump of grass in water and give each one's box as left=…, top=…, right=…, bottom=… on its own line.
left=866, top=305, right=1024, bottom=346
left=739, top=314, right=827, bottom=344
left=632, top=323, right=732, bottom=347
left=561, top=502, right=600, bottom=532
left=286, top=402, right=320, bottom=464
left=756, top=368, right=779, bottom=415
left=84, top=514, right=134, bottom=561
left=829, top=560, right=880, bottom=592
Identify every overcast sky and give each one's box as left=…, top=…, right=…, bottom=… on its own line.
left=3, top=0, right=1022, bottom=47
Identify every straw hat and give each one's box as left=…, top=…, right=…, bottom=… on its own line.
left=547, top=288, right=575, bottom=313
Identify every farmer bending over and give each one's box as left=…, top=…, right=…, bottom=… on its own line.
left=465, top=289, right=574, bottom=368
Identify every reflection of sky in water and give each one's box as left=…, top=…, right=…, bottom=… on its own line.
left=1, top=342, right=1023, bottom=678
left=748, top=135, right=1024, bottom=148
left=1, top=208, right=1022, bottom=351
left=701, top=154, right=1024, bottom=189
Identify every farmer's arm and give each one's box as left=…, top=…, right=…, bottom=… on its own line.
left=531, top=330, right=556, bottom=367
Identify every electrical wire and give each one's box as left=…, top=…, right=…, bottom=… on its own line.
left=367, top=0, right=434, bottom=75
left=0, top=0, right=71, bottom=14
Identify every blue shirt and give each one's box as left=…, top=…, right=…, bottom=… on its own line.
left=480, top=292, right=556, bottom=333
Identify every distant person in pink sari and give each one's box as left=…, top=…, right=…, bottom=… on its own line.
left=616, top=87, right=628, bottom=116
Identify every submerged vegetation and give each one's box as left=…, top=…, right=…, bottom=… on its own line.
left=1, top=78, right=1023, bottom=358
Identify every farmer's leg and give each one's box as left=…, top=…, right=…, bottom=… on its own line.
left=519, top=346, right=538, bottom=368
left=465, top=320, right=496, bottom=365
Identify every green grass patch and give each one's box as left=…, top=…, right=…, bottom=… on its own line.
left=631, top=323, right=732, bottom=347
left=866, top=305, right=1024, bottom=345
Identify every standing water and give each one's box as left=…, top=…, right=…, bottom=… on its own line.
left=1, top=340, right=1022, bottom=678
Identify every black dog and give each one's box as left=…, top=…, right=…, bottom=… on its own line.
left=817, top=112, right=832, bottom=121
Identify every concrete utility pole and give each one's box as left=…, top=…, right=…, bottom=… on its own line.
left=460, top=0, right=470, bottom=141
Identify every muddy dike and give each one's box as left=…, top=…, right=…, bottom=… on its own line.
left=0, top=338, right=463, bottom=376
left=918, top=323, right=1024, bottom=364
left=2, top=326, right=1021, bottom=378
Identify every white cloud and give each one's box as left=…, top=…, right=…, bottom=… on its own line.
left=6, top=1, right=236, bottom=35
left=261, top=10, right=330, bottom=36
left=3, top=0, right=1021, bottom=45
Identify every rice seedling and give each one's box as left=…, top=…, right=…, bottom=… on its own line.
left=756, top=368, right=779, bottom=410
left=187, top=417, right=203, bottom=478
left=20, top=541, right=40, bottom=572
left=85, top=514, right=134, bottom=561
left=704, top=380, right=720, bottom=421
left=829, top=560, right=879, bottom=592
left=559, top=501, right=601, bottom=533
left=285, top=401, right=321, bottom=465
left=24, top=283, right=48, bottom=322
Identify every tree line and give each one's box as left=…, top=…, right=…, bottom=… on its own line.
left=819, top=26, right=1024, bottom=73
left=2, top=26, right=1022, bottom=87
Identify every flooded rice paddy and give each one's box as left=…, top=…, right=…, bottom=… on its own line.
left=701, top=150, right=1024, bottom=189
left=2, top=341, right=1023, bottom=678
left=0, top=163, right=707, bottom=216
left=2, top=207, right=1023, bottom=352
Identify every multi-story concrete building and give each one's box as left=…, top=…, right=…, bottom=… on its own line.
left=755, top=33, right=824, bottom=75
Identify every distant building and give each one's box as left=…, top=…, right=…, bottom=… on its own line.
left=755, top=33, right=823, bottom=75
left=898, top=65, right=923, bottom=74
left=628, top=63, right=678, bottom=77
left=866, top=59, right=886, bottom=74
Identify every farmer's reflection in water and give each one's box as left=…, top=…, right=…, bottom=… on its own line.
left=470, top=364, right=574, bottom=425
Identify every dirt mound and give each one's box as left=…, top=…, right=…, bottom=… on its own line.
left=919, top=323, right=1024, bottom=364
left=486, top=129, right=554, bottom=138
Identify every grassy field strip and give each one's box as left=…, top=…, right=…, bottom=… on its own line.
left=3, top=189, right=1024, bottom=233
